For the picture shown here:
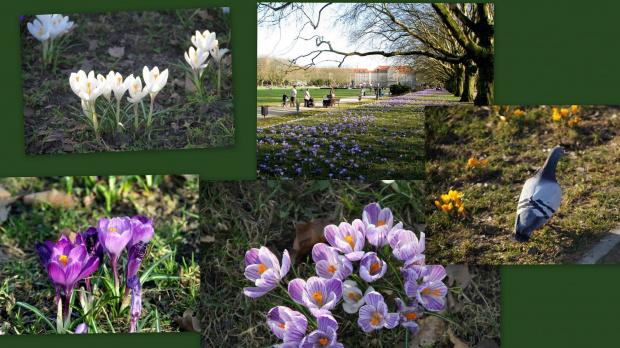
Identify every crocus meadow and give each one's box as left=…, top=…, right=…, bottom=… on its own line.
left=243, top=202, right=449, bottom=346
left=257, top=89, right=460, bottom=180
left=33, top=216, right=154, bottom=334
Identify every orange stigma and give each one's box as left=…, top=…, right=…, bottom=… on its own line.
left=327, top=265, right=336, bottom=274
left=312, top=291, right=323, bottom=307
left=118, top=77, right=121, bottom=85
left=422, top=288, right=441, bottom=297
left=154, top=74, right=159, bottom=79
left=76, top=76, right=79, bottom=82
left=371, top=313, right=381, bottom=325
left=348, top=292, right=360, bottom=301
left=258, top=264, right=267, bottom=274
left=279, top=323, right=285, bottom=329
left=59, top=255, right=69, bottom=267
left=343, top=235, right=355, bottom=249
left=39, top=27, right=43, bottom=36
left=377, top=220, right=386, bottom=226
left=134, top=84, right=138, bottom=93
left=319, top=338, right=328, bottom=345
left=369, top=262, right=382, bottom=275
left=404, top=312, right=418, bottom=321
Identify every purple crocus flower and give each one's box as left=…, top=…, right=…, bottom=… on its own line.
left=404, top=265, right=447, bottom=312
left=311, top=243, right=352, bottom=281
left=323, top=220, right=366, bottom=261
left=124, top=241, right=148, bottom=298
left=35, top=240, right=62, bottom=302
left=267, top=306, right=307, bottom=345
left=74, top=323, right=88, bottom=334
left=243, top=247, right=290, bottom=298
left=97, top=217, right=132, bottom=291
left=357, top=291, right=399, bottom=332
left=300, top=315, right=344, bottom=348
left=288, top=277, right=342, bottom=317
left=47, top=241, right=99, bottom=319
left=127, top=275, right=142, bottom=333
left=82, top=227, right=104, bottom=260
left=362, top=203, right=403, bottom=248
left=126, top=216, right=154, bottom=251
left=395, top=298, right=422, bottom=333
left=389, top=229, right=425, bottom=262
left=359, top=252, right=387, bottom=283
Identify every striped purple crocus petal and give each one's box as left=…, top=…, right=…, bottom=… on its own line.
left=300, top=315, right=343, bottom=348
left=359, top=252, right=387, bottom=283
left=243, top=247, right=290, bottom=298
left=324, top=221, right=366, bottom=261
left=127, top=275, right=142, bottom=333
left=289, top=277, right=342, bottom=318
left=312, top=243, right=352, bottom=281
left=266, top=306, right=307, bottom=343
left=358, top=291, right=399, bottom=332
left=395, top=298, right=422, bottom=333
left=74, top=323, right=88, bottom=334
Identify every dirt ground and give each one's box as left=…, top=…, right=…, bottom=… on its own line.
left=20, top=9, right=233, bottom=155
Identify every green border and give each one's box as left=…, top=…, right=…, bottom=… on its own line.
left=3, top=1, right=620, bottom=347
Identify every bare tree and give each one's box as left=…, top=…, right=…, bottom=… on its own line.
left=258, top=2, right=493, bottom=105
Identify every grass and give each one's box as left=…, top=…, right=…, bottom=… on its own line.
left=199, top=180, right=499, bottom=347
left=257, top=87, right=366, bottom=107
left=0, top=175, right=200, bottom=334
left=426, top=105, right=620, bottom=264
left=257, top=89, right=463, bottom=180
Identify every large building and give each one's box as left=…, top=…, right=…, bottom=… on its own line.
left=352, top=66, right=416, bottom=87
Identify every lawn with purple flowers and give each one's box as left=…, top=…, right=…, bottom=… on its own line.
left=0, top=176, right=199, bottom=334
left=200, top=181, right=500, bottom=348
left=257, top=89, right=463, bottom=180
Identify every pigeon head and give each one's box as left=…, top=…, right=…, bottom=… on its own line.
left=539, top=146, right=565, bottom=181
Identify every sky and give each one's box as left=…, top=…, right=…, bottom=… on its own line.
left=257, top=3, right=399, bottom=70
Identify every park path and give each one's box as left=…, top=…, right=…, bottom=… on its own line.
left=256, top=94, right=384, bottom=118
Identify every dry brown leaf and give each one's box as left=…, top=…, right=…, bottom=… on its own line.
left=412, top=315, right=446, bottom=348
left=445, top=265, right=471, bottom=290
left=23, top=189, right=75, bottom=208
left=446, top=291, right=465, bottom=314
left=88, top=40, right=98, bottom=51
left=173, top=309, right=201, bottom=332
left=57, top=227, right=76, bottom=243
left=108, top=46, right=125, bottom=58
left=447, top=327, right=469, bottom=348
left=0, top=187, right=18, bottom=225
left=290, top=218, right=331, bottom=263
left=196, top=10, right=213, bottom=20
left=201, top=235, right=215, bottom=243
left=184, top=76, right=196, bottom=92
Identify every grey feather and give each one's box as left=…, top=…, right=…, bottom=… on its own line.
left=511, top=147, right=565, bottom=242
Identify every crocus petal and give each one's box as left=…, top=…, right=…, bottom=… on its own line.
left=288, top=278, right=306, bottom=304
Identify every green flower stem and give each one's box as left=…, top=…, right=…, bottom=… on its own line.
left=217, top=66, right=221, bottom=96
left=133, top=103, right=139, bottom=131
left=148, top=95, right=154, bottom=129
left=276, top=281, right=317, bottom=329
left=115, top=98, right=122, bottom=132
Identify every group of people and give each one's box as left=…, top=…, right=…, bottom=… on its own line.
left=282, top=86, right=335, bottom=108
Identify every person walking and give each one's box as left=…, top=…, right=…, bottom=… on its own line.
left=290, top=85, right=298, bottom=107
left=304, top=88, right=311, bottom=107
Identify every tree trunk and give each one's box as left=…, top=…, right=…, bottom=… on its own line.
left=461, top=62, right=477, bottom=103
left=473, top=54, right=493, bottom=105
left=453, top=64, right=464, bottom=97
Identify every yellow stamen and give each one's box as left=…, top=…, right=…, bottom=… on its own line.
left=108, top=227, right=117, bottom=232
left=39, top=27, right=43, bottom=36
left=348, top=292, right=361, bottom=301
left=134, top=84, right=138, bottom=93
left=343, top=235, right=355, bottom=249
left=76, top=76, right=79, bottom=82
left=422, top=288, right=441, bottom=297
left=194, top=51, right=198, bottom=64
left=87, top=82, right=92, bottom=95
left=258, top=264, right=267, bottom=275
left=377, top=220, right=386, bottom=226
left=312, top=291, right=323, bottom=307
left=59, top=255, right=69, bottom=267
left=118, top=77, right=121, bottom=85
left=404, top=312, right=418, bottom=321
left=369, top=262, right=381, bottom=275
left=215, top=45, right=219, bottom=58
left=319, top=338, right=328, bottom=345
left=371, top=313, right=381, bottom=325
left=154, top=74, right=159, bottom=79
left=327, top=265, right=336, bottom=274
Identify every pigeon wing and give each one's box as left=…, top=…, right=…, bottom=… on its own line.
left=511, top=177, right=562, bottom=242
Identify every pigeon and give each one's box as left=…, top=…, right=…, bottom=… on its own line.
left=510, top=146, right=566, bottom=242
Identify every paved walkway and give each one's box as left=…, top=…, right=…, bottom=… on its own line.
left=257, top=94, right=386, bottom=118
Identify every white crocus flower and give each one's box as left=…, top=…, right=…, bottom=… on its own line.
left=191, top=30, right=216, bottom=52
left=342, top=280, right=375, bottom=314
left=74, top=71, right=104, bottom=133
left=109, top=72, right=134, bottom=132
left=97, top=72, right=114, bottom=102
left=69, top=70, right=88, bottom=97
left=209, top=39, right=229, bottom=96
left=142, top=66, right=168, bottom=129
left=184, top=46, right=209, bottom=75
left=27, top=18, right=51, bottom=41
left=127, top=76, right=149, bottom=131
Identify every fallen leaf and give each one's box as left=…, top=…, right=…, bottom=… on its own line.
left=43, top=131, right=63, bottom=143
left=447, top=327, right=469, bottom=348
left=82, top=193, right=95, bottom=208
left=185, top=76, right=196, bottom=92
left=445, top=265, right=471, bottom=289
left=23, top=189, right=75, bottom=208
left=108, top=46, right=125, bottom=58
left=412, top=314, right=446, bottom=348
left=57, top=227, right=76, bottom=243
left=0, top=187, right=19, bottom=225
left=173, top=309, right=201, bottom=332
left=201, top=235, right=215, bottom=243
left=197, top=10, right=213, bottom=20
left=290, top=218, right=331, bottom=263
left=446, top=290, right=465, bottom=314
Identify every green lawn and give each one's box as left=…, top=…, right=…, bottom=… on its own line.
left=257, top=87, right=367, bottom=107
left=426, top=105, right=620, bottom=264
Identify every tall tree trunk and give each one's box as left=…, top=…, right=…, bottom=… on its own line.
left=452, top=64, right=464, bottom=97
left=461, top=61, right=477, bottom=103
left=474, top=54, right=493, bottom=105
